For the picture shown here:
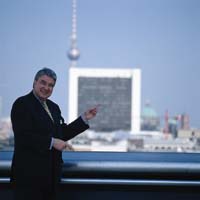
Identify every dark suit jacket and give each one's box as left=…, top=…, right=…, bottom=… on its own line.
left=10, top=91, right=89, bottom=187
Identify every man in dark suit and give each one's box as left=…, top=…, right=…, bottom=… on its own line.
left=10, top=68, right=98, bottom=200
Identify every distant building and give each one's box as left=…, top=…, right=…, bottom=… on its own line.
left=141, top=101, right=160, bottom=131
left=168, top=117, right=178, bottom=138
left=0, top=117, right=13, bottom=150
left=180, top=113, right=190, bottom=130
left=68, top=68, right=141, bottom=133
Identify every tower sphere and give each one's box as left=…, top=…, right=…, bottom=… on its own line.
left=68, top=48, right=80, bottom=60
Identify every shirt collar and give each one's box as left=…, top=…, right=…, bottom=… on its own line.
left=32, top=90, right=46, bottom=104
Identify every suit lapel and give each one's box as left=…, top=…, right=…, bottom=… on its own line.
left=29, top=92, right=54, bottom=126
left=46, top=100, right=62, bottom=138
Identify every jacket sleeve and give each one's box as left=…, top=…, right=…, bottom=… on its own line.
left=11, top=98, right=52, bottom=153
left=61, top=116, right=89, bottom=141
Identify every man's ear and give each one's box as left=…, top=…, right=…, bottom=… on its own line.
left=33, top=80, right=36, bottom=88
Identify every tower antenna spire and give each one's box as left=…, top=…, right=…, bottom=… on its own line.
left=68, top=0, right=80, bottom=67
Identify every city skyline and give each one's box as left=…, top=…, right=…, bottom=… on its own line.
left=0, top=0, right=200, bottom=128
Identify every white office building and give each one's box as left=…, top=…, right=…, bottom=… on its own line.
left=68, top=67, right=141, bottom=134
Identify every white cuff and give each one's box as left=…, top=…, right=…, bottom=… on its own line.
left=49, top=137, right=54, bottom=150
left=81, top=114, right=89, bottom=125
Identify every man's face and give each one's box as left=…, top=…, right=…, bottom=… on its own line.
left=33, top=75, right=55, bottom=101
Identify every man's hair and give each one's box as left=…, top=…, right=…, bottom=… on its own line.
left=34, top=68, right=57, bottom=83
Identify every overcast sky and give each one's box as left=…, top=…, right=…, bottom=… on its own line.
left=0, top=0, right=200, bottom=128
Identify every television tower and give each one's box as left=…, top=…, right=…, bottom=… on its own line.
left=67, top=0, right=80, bottom=67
